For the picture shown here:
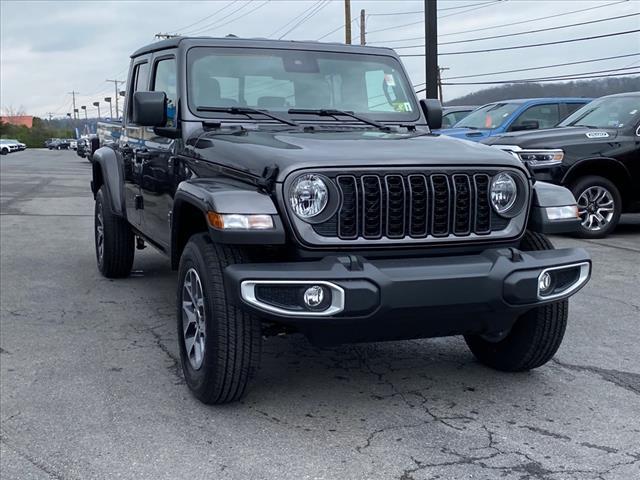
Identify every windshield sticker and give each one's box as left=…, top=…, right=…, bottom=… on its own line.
left=384, top=74, right=396, bottom=87
left=585, top=131, right=609, bottom=139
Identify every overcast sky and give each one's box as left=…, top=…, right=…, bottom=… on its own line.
left=1, top=0, right=639, bottom=117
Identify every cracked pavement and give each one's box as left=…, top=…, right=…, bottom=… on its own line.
left=1, top=150, right=639, bottom=480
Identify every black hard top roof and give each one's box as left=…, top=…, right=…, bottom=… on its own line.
left=131, top=36, right=395, bottom=58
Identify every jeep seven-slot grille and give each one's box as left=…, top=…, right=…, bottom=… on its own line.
left=317, top=172, right=506, bottom=240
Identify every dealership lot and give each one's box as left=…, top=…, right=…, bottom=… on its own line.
left=1, top=150, right=639, bottom=480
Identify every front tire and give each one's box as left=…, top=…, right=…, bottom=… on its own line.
left=94, top=187, right=134, bottom=278
left=464, top=231, right=568, bottom=371
left=177, top=234, right=261, bottom=404
left=571, top=175, right=621, bottom=238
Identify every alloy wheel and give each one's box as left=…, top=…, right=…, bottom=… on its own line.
left=577, top=186, right=615, bottom=232
left=182, top=268, right=206, bottom=370
left=96, top=202, right=104, bottom=263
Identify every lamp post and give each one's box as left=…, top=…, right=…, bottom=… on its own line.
left=81, top=105, right=87, bottom=120
left=104, top=97, right=113, bottom=120
left=93, top=101, right=101, bottom=120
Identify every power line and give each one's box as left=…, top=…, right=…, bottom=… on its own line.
left=436, top=12, right=639, bottom=46
left=197, top=0, right=270, bottom=35
left=174, top=0, right=239, bottom=33
left=316, top=16, right=358, bottom=41
left=398, top=29, right=640, bottom=57
left=423, top=53, right=640, bottom=82
left=279, top=0, right=330, bottom=39
left=394, top=15, right=640, bottom=49
left=439, top=0, right=629, bottom=37
left=367, top=0, right=498, bottom=16
left=366, top=0, right=503, bottom=35
left=185, top=1, right=253, bottom=35
left=270, top=0, right=323, bottom=38
left=439, top=72, right=640, bottom=86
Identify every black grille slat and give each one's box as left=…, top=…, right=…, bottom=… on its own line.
left=453, top=174, right=472, bottom=235
left=430, top=174, right=450, bottom=237
left=361, top=175, right=383, bottom=239
left=337, top=176, right=358, bottom=239
left=325, top=171, right=510, bottom=240
left=473, top=174, right=491, bottom=234
left=385, top=175, right=406, bottom=238
left=408, top=175, right=428, bottom=237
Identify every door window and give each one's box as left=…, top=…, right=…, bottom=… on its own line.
left=127, top=62, right=149, bottom=122
left=152, top=58, right=177, bottom=126
left=511, top=104, right=560, bottom=130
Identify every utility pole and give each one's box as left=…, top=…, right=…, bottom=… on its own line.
left=68, top=91, right=78, bottom=120
left=437, top=66, right=449, bottom=102
left=424, top=0, right=438, bottom=99
left=344, top=0, right=351, bottom=44
left=106, top=80, right=123, bottom=119
left=360, top=9, right=366, bottom=45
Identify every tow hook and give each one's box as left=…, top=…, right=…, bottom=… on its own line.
left=136, top=236, right=146, bottom=250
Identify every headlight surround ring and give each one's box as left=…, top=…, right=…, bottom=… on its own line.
left=288, top=173, right=330, bottom=220
left=490, top=171, right=526, bottom=218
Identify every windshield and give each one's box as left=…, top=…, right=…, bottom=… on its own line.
left=454, top=102, right=520, bottom=129
left=559, top=96, right=640, bottom=129
left=187, top=47, right=418, bottom=122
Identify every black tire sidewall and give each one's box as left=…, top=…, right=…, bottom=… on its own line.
left=176, top=238, right=221, bottom=398
left=571, top=176, right=621, bottom=238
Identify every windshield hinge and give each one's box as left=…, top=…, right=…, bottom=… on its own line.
left=258, top=165, right=279, bottom=193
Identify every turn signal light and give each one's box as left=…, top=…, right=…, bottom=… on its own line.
left=207, top=212, right=274, bottom=230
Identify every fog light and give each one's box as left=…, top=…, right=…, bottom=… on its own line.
left=303, top=285, right=325, bottom=308
left=538, top=272, right=553, bottom=295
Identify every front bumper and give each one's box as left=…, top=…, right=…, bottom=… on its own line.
left=225, top=247, right=591, bottom=344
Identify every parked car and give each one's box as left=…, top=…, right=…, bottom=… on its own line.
left=1, top=139, right=20, bottom=154
left=68, top=139, right=78, bottom=150
left=4, top=138, right=26, bottom=151
left=440, top=105, right=476, bottom=129
left=48, top=138, right=70, bottom=150
left=483, top=92, right=640, bottom=238
left=44, top=138, right=57, bottom=148
left=439, top=98, right=591, bottom=142
left=91, top=36, right=591, bottom=404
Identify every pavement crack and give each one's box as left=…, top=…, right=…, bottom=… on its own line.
left=520, top=424, right=572, bottom=441
left=552, top=359, right=640, bottom=395
left=0, top=434, right=68, bottom=480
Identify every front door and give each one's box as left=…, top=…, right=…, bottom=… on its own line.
left=137, top=55, right=178, bottom=250
left=121, top=58, right=151, bottom=228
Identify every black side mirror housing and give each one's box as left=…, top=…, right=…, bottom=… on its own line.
left=90, top=137, right=100, bottom=154
left=511, top=120, right=539, bottom=132
left=419, top=98, right=443, bottom=130
left=132, top=91, right=167, bottom=127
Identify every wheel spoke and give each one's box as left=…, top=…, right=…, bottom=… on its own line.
left=181, top=268, right=207, bottom=370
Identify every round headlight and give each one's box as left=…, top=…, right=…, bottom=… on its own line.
left=490, top=172, right=518, bottom=215
left=289, top=174, right=328, bottom=219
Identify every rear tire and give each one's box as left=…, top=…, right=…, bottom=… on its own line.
left=94, top=187, right=134, bottom=278
left=177, top=234, right=262, bottom=404
left=464, top=231, right=568, bottom=371
left=570, top=175, right=621, bottom=239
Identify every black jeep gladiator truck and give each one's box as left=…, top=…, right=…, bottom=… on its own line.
left=483, top=92, right=640, bottom=238
left=91, top=37, right=591, bottom=404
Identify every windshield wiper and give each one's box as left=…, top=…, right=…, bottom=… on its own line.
left=288, top=108, right=392, bottom=132
left=196, top=106, right=300, bottom=127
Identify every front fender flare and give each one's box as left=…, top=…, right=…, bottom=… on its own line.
left=91, top=147, right=126, bottom=217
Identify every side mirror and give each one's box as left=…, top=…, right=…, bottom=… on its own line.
left=419, top=98, right=443, bottom=130
left=511, top=120, right=539, bottom=132
left=132, top=91, right=167, bottom=127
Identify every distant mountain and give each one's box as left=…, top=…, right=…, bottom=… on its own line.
left=445, top=76, right=640, bottom=106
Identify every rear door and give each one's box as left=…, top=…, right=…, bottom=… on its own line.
left=137, top=53, right=178, bottom=250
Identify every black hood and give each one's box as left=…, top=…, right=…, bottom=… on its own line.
left=482, top=126, right=620, bottom=149
left=186, top=128, right=524, bottom=181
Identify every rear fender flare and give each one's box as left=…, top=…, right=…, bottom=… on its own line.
left=91, top=147, right=126, bottom=217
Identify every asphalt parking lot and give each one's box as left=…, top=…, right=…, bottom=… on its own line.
left=1, top=149, right=639, bottom=480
